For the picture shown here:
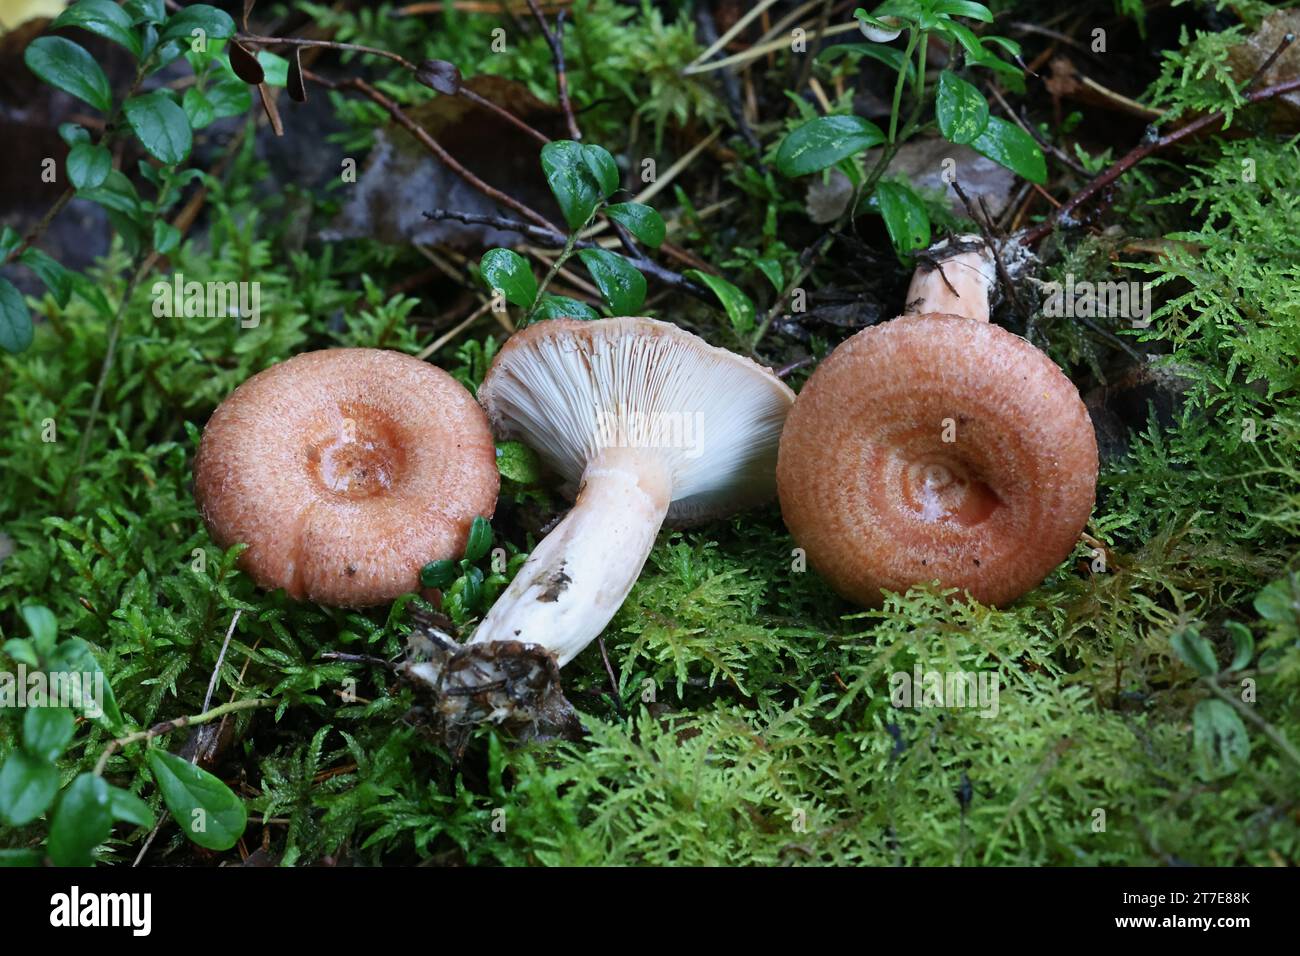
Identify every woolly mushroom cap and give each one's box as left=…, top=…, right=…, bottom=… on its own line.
left=194, top=349, right=498, bottom=606
left=777, top=316, right=1098, bottom=607
left=477, top=317, right=795, bottom=523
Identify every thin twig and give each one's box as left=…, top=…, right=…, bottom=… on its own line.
left=95, top=698, right=276, bottom=776
left=525, top=0, right=582, bottom=140
left=422, top=208, right=708, bottom=299
left=1022, top=74, right=1300, bottom=246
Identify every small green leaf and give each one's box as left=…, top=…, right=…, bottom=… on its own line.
left=182, top=86, right=215, bottom=128
left=582, top=144, right=620, bottom=199
left=817, top=44, right=914, bottom=84
left=125, top=0, right=165, bottom=23
left=23, top=707, right=75, bottom=762
left=685, top=270, right=756, bottom=335
left=24, top=37, right=113, bottom=113
left=1193, top=699, right=1251, bottom=780
left=0, top=752, right=59, bottom=826
left=776, top=114, right=886, bottom=178
left=541, top=140, right=603, bottom=230
left=605, top=202, right=665, bottom=248
left=969, top=115, right=1046, bottom=184
left=0, top=277, right=33, bottom=355
left=256, top=51, right=290, bottom=88
left=933, top=1, right=993, bottom=22
left=3, top=639, right=39, bottom=668
left=58, top=123, right=90, bottom=146
left=48, top=773, right=113, bottom=866
left=577, top=248, right=647, bottom=314
left=46, top=638, right=123, bottom=731
left=108, top=785, right=155, bottom=829
left=753, top=257, right=784, bottom=292
left=531, top=294, right=600, bottom=322
left=935, top=70, right=990, bottom=145
left=124, top=92, right=193, bottom=164
left=480, top=248, right=537, bottom=308
left=457, top=565, right=485, bottom=611
left=420, top=559, right=458, bottom=590
left=20, top=248, right=72, bottom=308
left=205, top=75, right=253, bottom=119
left=1224, top=621, right=1255, bottom=672
left=77, top=168, right=142, bottom=217
left=1254, top=574, right=1300, bottom=627
left=463, top=516, right=493, bottom=562
left=159, top=4, right=236, bottom=45
left=152, top=220, right=180, bottom=254
left=873, top=180, right=931, bottom=256
left=496, top=440, right=542, bottom=483
left=66, top=142, right=112, bottom=190
left=1171, top=625, right=1218, bottom=677
left=52, top=0, right=143, bottom=58
left=147, top=750, right=246, bottom=851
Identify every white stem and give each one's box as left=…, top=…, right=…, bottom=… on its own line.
left=904, top=234, right=996, bottom=322
left=469, top=448, right=672, bottom=667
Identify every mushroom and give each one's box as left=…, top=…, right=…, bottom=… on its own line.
left=194, top=348, right=498, bottom=606
left=430, top=317, right=793, bottom=735
left=777, top=236, right=1098, bottom=607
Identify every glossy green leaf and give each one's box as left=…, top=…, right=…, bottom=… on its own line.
left=58, top=123, right=90, bottom=146
left=685, top=270, right=756, bottom=335
left=874, top=180, right=931, bottom=255
left=48, top=774, right=112, bottom=866
left=0, top=277, right=32, bottom=355
left=52, top=0, right=142, bottom=58
left=46, top=638, right=123, bottom=731
left=147, top=750, right=246, bottom=850
left=578, top=248, right=647, bottom=314
left=24, top=37, right=112, bottom=112
left=541, top=140, right=604, bottom=229
left=582, top=144, right=620, bottom=199
left=1193, top=699, right=1251, bottom=780
left=463, top=516, right=493, bottom=562
left=935, top=70, right=989, bottom=145
left=420, top=559, right=458, bottom=590
left=23, top=707, right=75, bottom=762
left=108, top=785, right=155, bottom=829
left=0, top=752, right=59, bottom=826
left=67, top=142, right=112, bottom=190
left=480, top=248, right=537, bottom=308
left=152, top=220, right=180, bottom=254
left=21, top=606, right=57, bottom=650
left=817, top=44, right=914, bottom=84
left=933, top=1, right=993, bottom=21
left=205, top=75, right=253, bottom=119
left=1224, top=621, right=1255, bottom=672
left=124, top=92, right=192, bottom=164
left=531, top=294, right=600, bottom=322
left=182, top=87, right=215, bottom=129
left=1171, top=625, right=1218, bottom=676
left=970, top=116, right=1046, bottom=184
left=159, top=4, right=236, bottom=45
left=20, top=249, right=73, bottom=307
left=125, top=0, right=165, bottom=23
left=496, top=440, right=542, bottom=483
left=776, top=115, right=885, bottom=178
left=605, top=202, right=665, bottom=248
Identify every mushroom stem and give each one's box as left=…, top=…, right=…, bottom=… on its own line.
left=468, top=447, right=672, bottom=666
left=904, top=234, right=997, bottom=322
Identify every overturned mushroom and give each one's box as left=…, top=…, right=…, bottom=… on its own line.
left=777, top=236, right=1098, bottom=607
left=194, top=348, right=499, bottom=606
left=428, top=317, right=794, bottom=741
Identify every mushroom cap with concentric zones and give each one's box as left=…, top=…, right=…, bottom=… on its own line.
left=777, top=315, right=1098, bottom=607
left=194, top=348, right=499, bottom=606
left=477, top=316, right=795, bottom=525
